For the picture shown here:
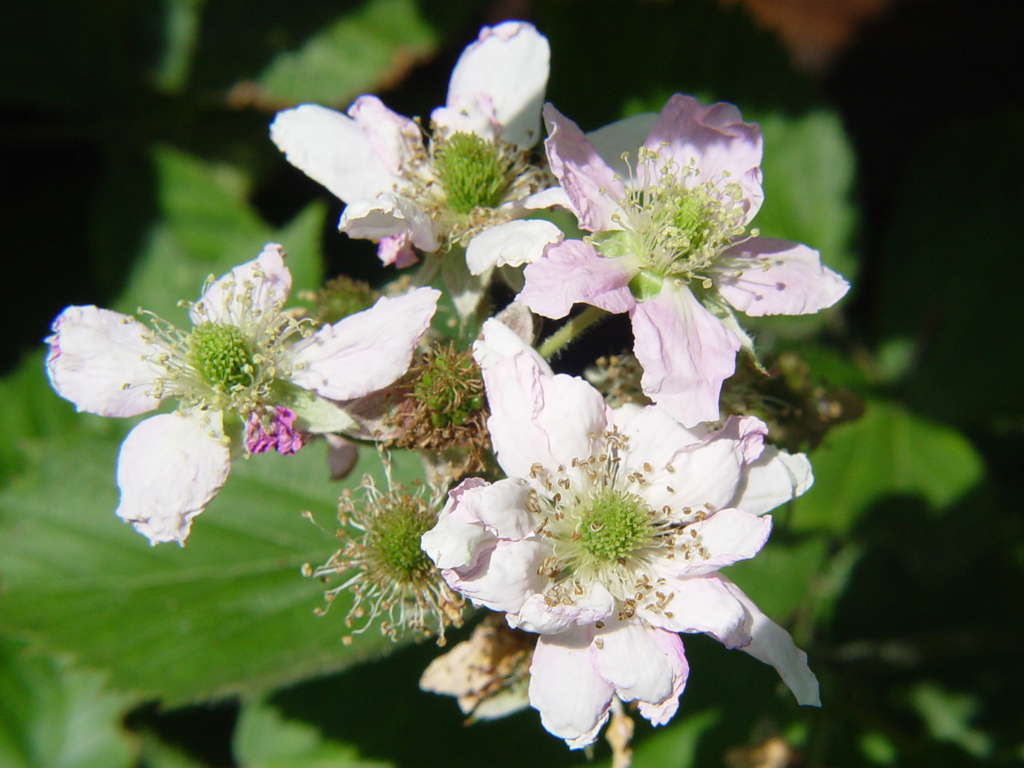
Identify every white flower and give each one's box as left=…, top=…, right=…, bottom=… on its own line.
left=421, top=319, right=819, bottom=747
left=46, top=244, right=439, bottom=544
left=270, top=21, right=563, bottom=278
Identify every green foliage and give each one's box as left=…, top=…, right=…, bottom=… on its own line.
left=256, top=0, right=437, bottom=108
left=233, top=700, right=392, bottom=768
left=0, top=433, right=424, bottom=704
left=790, top=399, right=984, bottom=534
left=0, top=639, right=135, bottom=768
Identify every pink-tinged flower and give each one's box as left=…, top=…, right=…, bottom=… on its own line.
left=45, top=244, right=439, bottom=545
left=519, top=95, right=850, bottom=426
left=270, top=22, right=561, bottom=271
left=421, top=320, right=819, bottom=747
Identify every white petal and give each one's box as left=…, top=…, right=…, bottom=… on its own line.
left=46, top=305, right=164, bottom=417
left=719, top=578, right=820, bottom=706
left=732, top=446, right=814, bottom=516
left=641, top=574, right=750, bottom=648
left=286, top=287, right=439, bottom=400
left=115, top=410, right=231, bottom=545
left=465, top=219, right=563, bottom=275
left=529, top=628, right=613, bottom=748
left=617, top=405, right=703, bottom=478
left=347, top=94, right=425, bottom=176
left=593, top=618, right=688, bottom=718
left=421, top=478, right=495, bottom=570
left=482, top=353, right=609, bottom=480
left=190, top=244, right=291, bottom=326
left=457, top=476, right=537, bottom=541
left=675, top=508, right=772, bottom=576
left=511, top=582, right=615, bottom=634
left=446, top=538, right=549, bottom=614
left=656, top=432, right=747, bottom=513
left=270, top=103, right=400, bottom=202
left=473, top=316, right=552, bottom=376
left=434, top=21, right=549, bottom=148
left=339, top=193, right=440, bottom=253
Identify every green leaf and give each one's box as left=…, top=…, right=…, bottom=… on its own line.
left=743, top=109, right=859, bottom=343
left=755, top=110, right=859, bottom=284
left=790, top=399, right=984, bottom=534
left=234, top=700, right=391, bottom=768
left=116, top=147, right=325, bottom=322
left=0, top=434, right=423, bottom=704
left=0, top=639, right=135, bottom=768
left=910, top=682, right=993, bottom=759
left=725, top=536, right=829, bottom=621
left=255, top=0, right=437, bottom=108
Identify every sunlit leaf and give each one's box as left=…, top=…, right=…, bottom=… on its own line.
left=115, top=147, right=325, bottom=323
left=790, top=399, right=984, bottom=534
left=254, top=0, right=437, bottom=108
left=0, top=434, right=423, bottom=704
left=234, top=700, right=391, bottom=768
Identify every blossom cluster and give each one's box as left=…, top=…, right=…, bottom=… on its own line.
left=44, top=20, right=848, bottom=752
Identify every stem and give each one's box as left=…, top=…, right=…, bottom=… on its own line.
left=538, top=305, right=608, bottom=360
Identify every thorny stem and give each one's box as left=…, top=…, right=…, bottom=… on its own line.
left=538, top=305, right=608, bottom=360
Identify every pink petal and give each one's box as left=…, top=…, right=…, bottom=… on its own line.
left=465, top=219, right=563, bottom=275
left=433, top=21, right=549, bottom=148
left=191, top=244, right=292, bottom=326
left=719, top=577, right=820, bottom=706
left=376, top=231, right=418, bottom=268
left=519, top=239, right=636, bottom=319
left=585, top=112, right=659, bottom=181
left=631, top=284, right=740, bottom=427
left=732, top=445, right=814, bottom=516
left=115, top=410, right=231, bottom=545
left=286, top=287, right=439, bottom=400
left=643, top=94, right=764, bottom=221
left=543, top=104, right=626, bottom=232
left=45, top=305, right=164, bottom=417
left=270, top=103, right=402, bottom=203
left=593, top=618, right=688, bottom=722
left=640, top=573, right=750, bottom=648
left=714, top=238, right=850, bottom=316
left=529, top=628, right=614, bottom=748
left=444, top=538, right=549, bottom=614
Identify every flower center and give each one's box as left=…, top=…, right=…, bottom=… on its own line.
left=433, top=132, right=512, bottom=214
left=598, top=151, right=749, bottom=297
left=189, top=322, right=255, bottom=392
left=576, top=489, right=653, bottom=563
left=370, top=496, right=436, bottom=580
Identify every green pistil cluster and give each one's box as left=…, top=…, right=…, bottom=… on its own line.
left=189, top=322, right=255, bottom=392
left=576, top=489, right=653, bottom=564
left=367, top=494, right=436, bottom=582
left=599, top=153, right=749, bottom=297
left=413, top=345, right=485, bottom=429
left=433, top=132, right=512, bottom=214
left=310, top=275, right=378, bottom=326
left=308, top=479, right=465, bottom=645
